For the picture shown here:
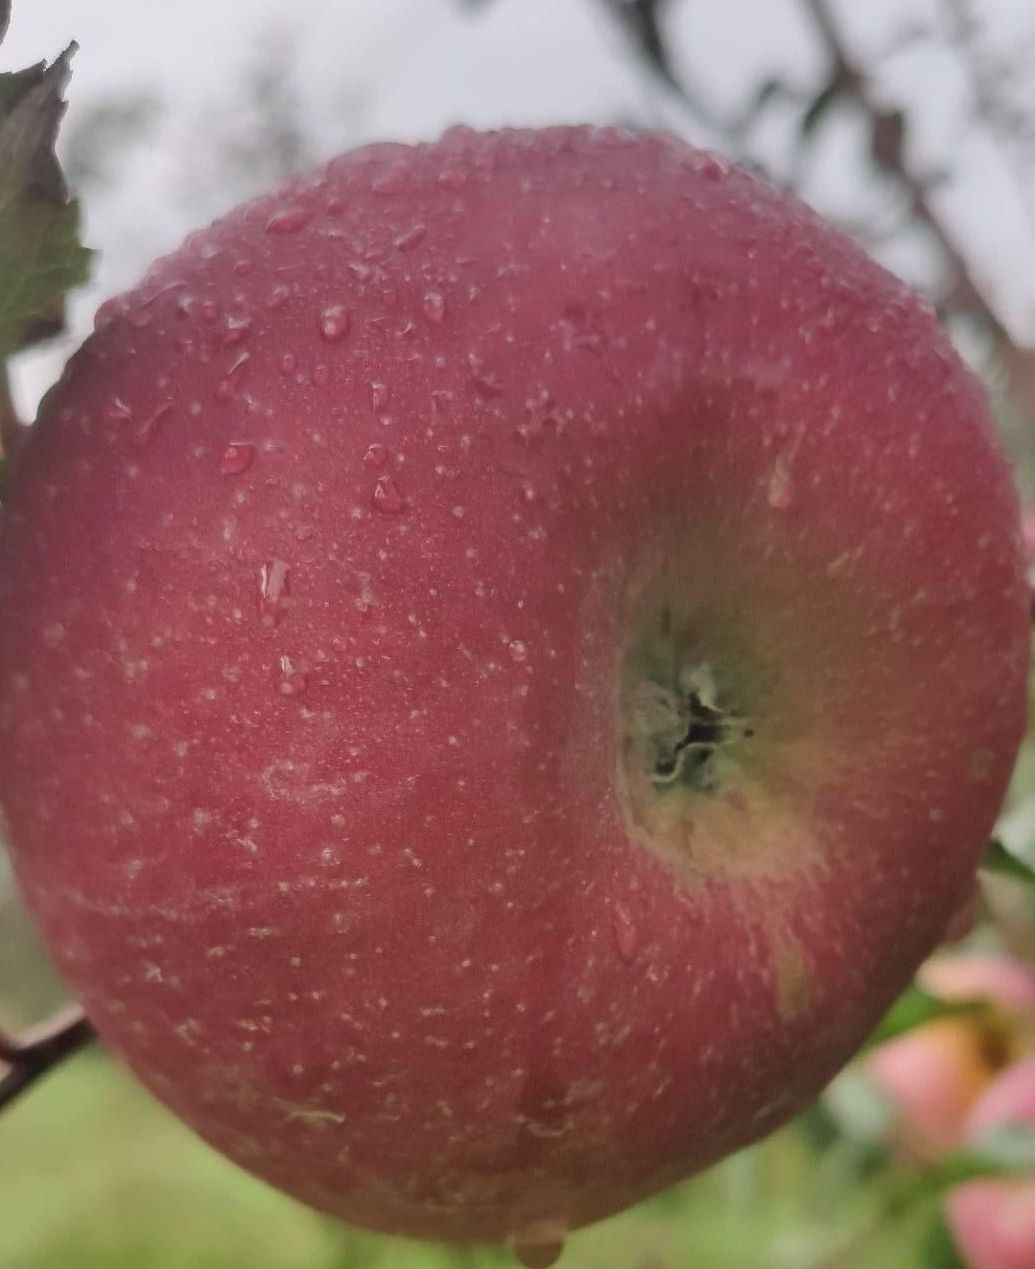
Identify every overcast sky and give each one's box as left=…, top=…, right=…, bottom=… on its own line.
left=7, top=0, right=1035, bottom=409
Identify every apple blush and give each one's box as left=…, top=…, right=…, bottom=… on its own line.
left=0, top=127, right=1028, bottom=1259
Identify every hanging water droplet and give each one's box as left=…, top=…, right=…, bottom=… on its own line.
left=216, top=353, right=250, bottom=400
left=371, top=475, right=405, bottom=516
left=472, top=373, right=505, bottom=400
left=363, top=442, right=388, bottom=469
left=508, top=1219, right=567, bottom=1269
left=693, top=152, right=728, bottom=182
left=372, top=164, right=408, bottom=195
left=266, top=206, right=313, bottom=234
left=258, top=559, right=291, bottom=626
left=278, top=655, right=309, bottom=697
left=766, top=458, right=795, bottom=510
left=133, top=402, right=172, bottom=447
left=507, top=639, right=528, bottom=664
left=371, top=382, right=390, bottom=413
left=319, top=305, right=351, bottom=342
left=423, top=291, right=446, bottom=323
left=612, top=905, right=638, bottom=962
left=220, top=443, right=256, bottom=476
left=126, top=304, right=154, bottom=330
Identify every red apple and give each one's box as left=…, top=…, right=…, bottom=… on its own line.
left=0, top=127, right=1028, bottom=1250
left=865, top=954, right=1035, bottom=1160
left=948, top=1059, right=1035, bottom=1269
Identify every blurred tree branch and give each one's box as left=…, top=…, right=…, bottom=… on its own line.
left=0, top=1005, right=95, bottom=1110
left=594, top=0, right=755, bottom=156
left=801, top=0, right=1009, bottom=343
left=939, top=0, right=1035, bottom=242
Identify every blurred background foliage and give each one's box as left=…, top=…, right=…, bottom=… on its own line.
left=4, top=1, right=1035, bottom=1266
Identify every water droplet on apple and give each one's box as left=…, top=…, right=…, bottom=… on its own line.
left=507, top=639, right=528, bottom=664
left=216, top=353, right=250, bottom=400
left=508, top=1218, right=567, bottom=1268
left=133, top=402, right=172, bottom=447
left=591, top=125, right=637, bottom=149
left=266, top=284, right=291, bottom=311
left=437, top=165, right=467, bottom=190
left=371, top=475, right=405, bottom=516
left=423, top=291, right=447, bottom=323
left=280, top=353, right=297, bottom=377
left=612, top=905, right=638, bottom=961
left=767, top=459, right=795, bottom=510
left=363, top=443, right=388, bottom=469
left=394, top=223, right=427, bottom=252
left=266, top=206, right=313, bottom=234
left=278, top=656, right=309, bottom=697
left=319, top=305, right=351, bottom=342
left=220, top=443, right=256, bottom=476
left=371, top=382, right=390, bottom=413
left=220, top=315, right=253, bottom=348
left=200, top=298, right=221, bottom=323
left=258, top=559, right=291, bottom=625
left=125, top=304, right=153, bottom=330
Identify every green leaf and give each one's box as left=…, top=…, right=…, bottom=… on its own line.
left=964, top=1121, right=1035, bottom=1175
left=921, top=1212, right=968, bottom=1269
left=983, top=838, right=1035, bottom=889
left=0, top=40, right=92, bottom=362
left=886, top=1123, right=1035, bottom=1216
left=865, top=984, right=982, bottom=1049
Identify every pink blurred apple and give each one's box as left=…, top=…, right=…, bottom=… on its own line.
left=866, top=954, right=1035, bottom=1160
left=0, top=127, right=1028, bottom=1248
left=948, top=1058, right=1035, bottom=1269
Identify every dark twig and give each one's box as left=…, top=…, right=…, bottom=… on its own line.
left=801, top=0, right=1011, bottom=343
left=594, top=0, right=753, bottom=156
left=0, top=1005, right=96, bottom=1111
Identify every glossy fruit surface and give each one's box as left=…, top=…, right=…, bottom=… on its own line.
left=0, top=127, right=1028, bottom=1246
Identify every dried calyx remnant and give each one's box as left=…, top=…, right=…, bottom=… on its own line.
left=631, top=662, right=753, bottom=793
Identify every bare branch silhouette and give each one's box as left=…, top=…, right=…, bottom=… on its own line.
left=0, top=1006, right=95, bottom=1111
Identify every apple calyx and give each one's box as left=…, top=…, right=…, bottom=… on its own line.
left=631, top=663, right=751, bottom=793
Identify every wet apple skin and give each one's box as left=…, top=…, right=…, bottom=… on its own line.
left=0, top=126, right=1028, bottom=1242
